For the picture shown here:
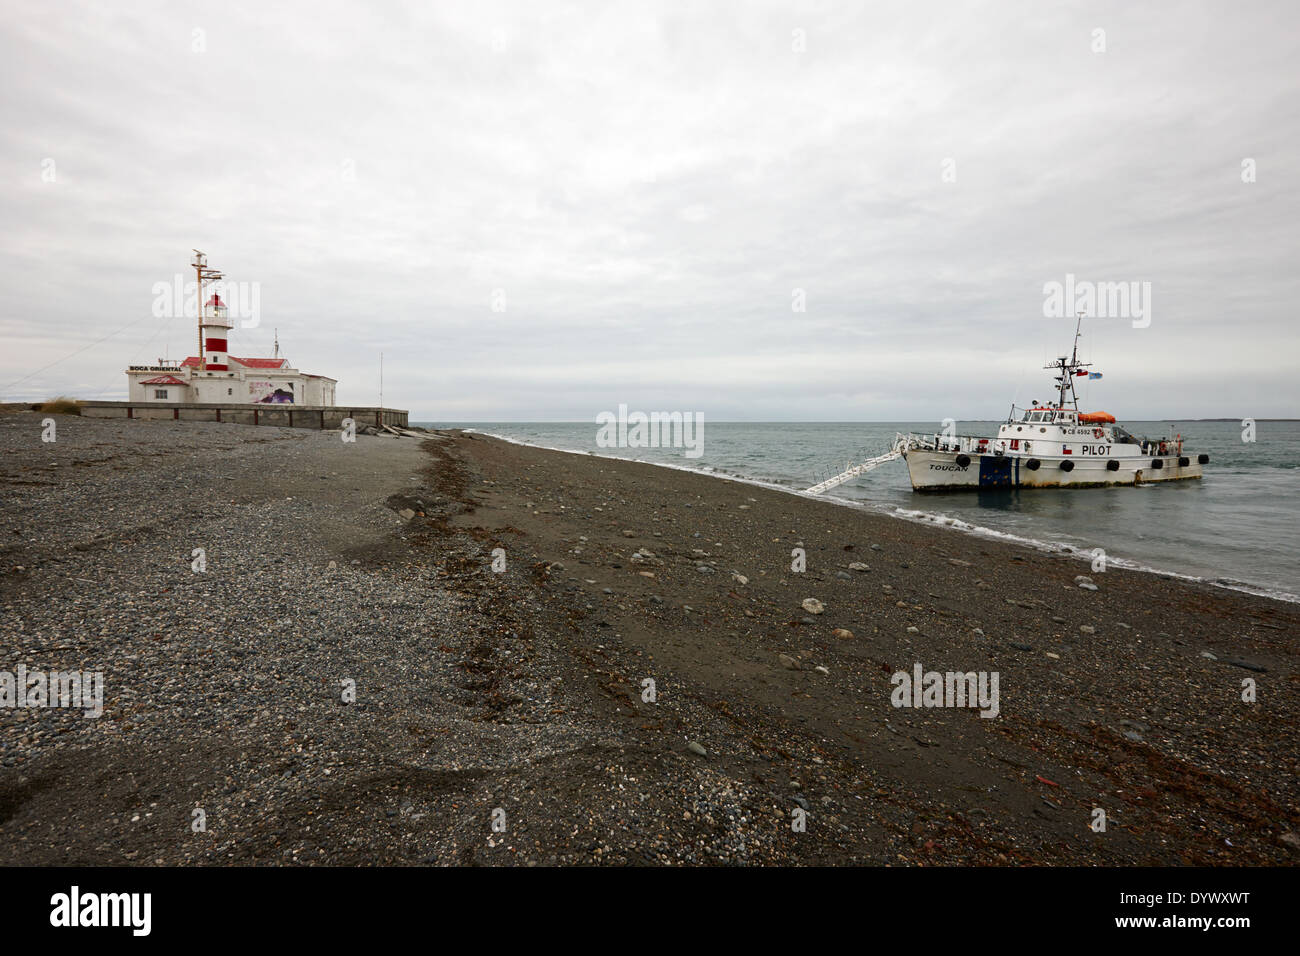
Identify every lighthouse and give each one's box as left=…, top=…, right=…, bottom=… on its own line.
left=125, top=250, right=338, bottom=406
left=201, top=294, right=231, bottom=370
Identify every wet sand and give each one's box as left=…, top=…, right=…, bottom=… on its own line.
left=432, top=430, right=1300, bottom=864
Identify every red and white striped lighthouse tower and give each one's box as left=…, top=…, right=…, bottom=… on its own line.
left=202, top=294, right=231, bottom=370
left=191, top=249, right=229, bottom=371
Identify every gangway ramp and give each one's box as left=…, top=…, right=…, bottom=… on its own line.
left=805, top=446, right=902, bottom=495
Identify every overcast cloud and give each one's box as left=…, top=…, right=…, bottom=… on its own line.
left=2, top=0, right=1298, bottom=420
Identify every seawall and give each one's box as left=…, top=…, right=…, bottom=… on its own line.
left=76, top=401, right=408, bottom=429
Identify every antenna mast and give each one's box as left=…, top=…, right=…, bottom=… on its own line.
left=191, top=250, right=223, bottom=369
left=1045, top=312, right=1091, bottom=412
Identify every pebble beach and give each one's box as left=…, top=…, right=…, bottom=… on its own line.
left=1, top=412, right=1297, bottom=865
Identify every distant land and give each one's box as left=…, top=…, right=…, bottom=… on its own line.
left=3, top=405, right=1297, bottom=425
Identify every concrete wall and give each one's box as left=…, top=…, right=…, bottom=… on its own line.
left=79, top=402, right=408, bottom=429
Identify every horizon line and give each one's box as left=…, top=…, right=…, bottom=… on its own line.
left=413, top=417, right=1292, bottom=424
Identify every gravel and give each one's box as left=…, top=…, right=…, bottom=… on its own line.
left=3, top=413, right=1298, bottom=866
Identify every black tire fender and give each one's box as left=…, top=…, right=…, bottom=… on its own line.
left=1151, top=458, right=1163, bottom=469
left=1026, top=458, right=1041, bottom=471
left=955, top=454, right=970, bottom=467
left=1107, top=459, right=1120, bottom=471
left=1060, top=459, right=1075, bottom=472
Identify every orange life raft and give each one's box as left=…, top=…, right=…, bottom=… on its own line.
left=1078, top=412, right=1116, bottom=424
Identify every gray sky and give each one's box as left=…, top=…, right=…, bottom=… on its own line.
left=3, top=0, right=1298, bottom=420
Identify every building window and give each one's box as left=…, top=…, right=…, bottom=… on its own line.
left=154, top=389, right=168, bottom=399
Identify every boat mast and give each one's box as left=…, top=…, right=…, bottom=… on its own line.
left=1048, top=312, right=1090, bottom=413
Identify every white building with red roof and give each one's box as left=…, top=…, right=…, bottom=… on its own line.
left=126, top=258, right=337, bottom=407
left=128, top=345, right=336, bottom=406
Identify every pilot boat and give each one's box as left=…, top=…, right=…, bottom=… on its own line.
left=896, top=318, right=1209, bottom=492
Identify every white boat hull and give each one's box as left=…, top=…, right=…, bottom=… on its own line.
left=903, top=449, right=1203, bottom=491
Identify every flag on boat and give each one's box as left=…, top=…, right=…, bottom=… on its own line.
left=1074, top=370, right=1088, bottom=377
left=1088, top=372, right=1103, bottom=379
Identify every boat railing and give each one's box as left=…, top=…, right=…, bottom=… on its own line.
left=896, top=431, right=1009, bottom=454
